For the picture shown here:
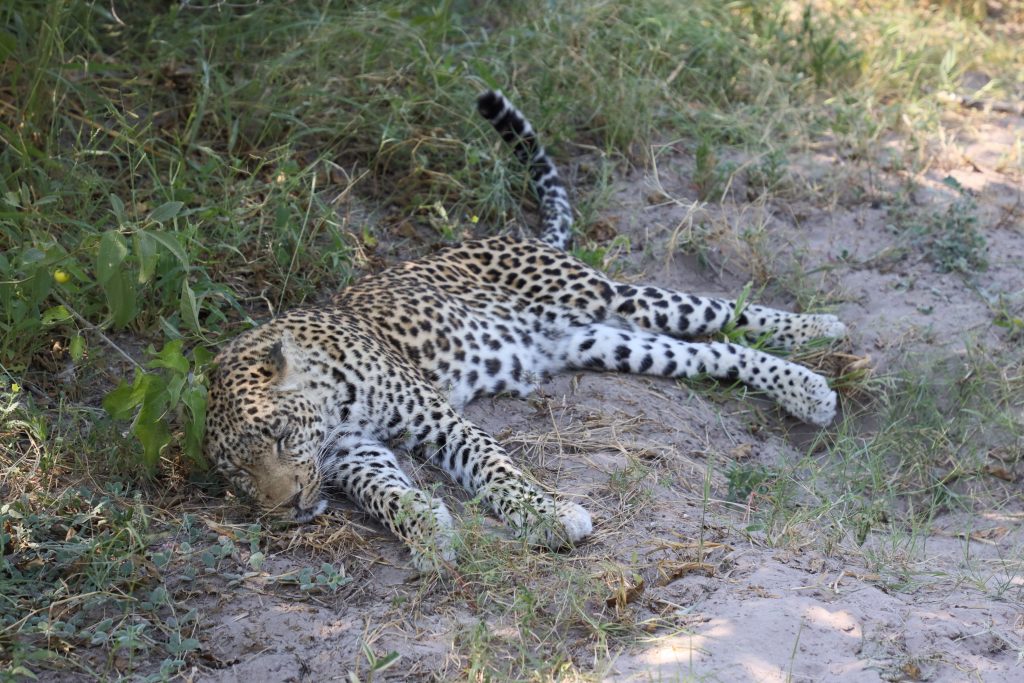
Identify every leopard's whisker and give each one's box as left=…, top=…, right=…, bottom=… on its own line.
left=315, top=423, right=352, bottom=468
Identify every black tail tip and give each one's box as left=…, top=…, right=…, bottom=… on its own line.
left=477, top=90, right=504, bottom=119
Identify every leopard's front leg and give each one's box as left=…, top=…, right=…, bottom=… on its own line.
left=323, top=435, right=455, bottom=571
left=414, top=406, right=592, bottom=548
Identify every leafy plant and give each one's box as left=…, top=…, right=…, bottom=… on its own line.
left=1, top=486, right=157, bottom=678
left=349, top=644, right=401, bottom=683
left=746, top=149, right=788, bottom=194
left=992, top=296, right=1024, bottom=341
left=694, top=136, right=734, bottom=201
left=726, top=463, right=780, bottom=502
left=891, top=177, right=987, bottom=275
left=0, top=205, right=79, bottom=366
left=103, top=340, right=213, bottom=475
left=745, top=1, right=863, bottom=89
left=571, top=235, right=630, bottom=273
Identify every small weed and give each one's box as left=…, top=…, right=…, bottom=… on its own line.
left=991, top=294, right=1024, bottom=341
left=572, top=235, right=631, bottom=274
left=276, top=562, right=352, bottom=594
left=746, top=149, right=789, bottom=195
left=448, top=503, right=644, bottom=679
left=747, top=2, right=864, bottom=89
left=606, top=457, right=654, bottom=510
left=726, top=463, right=780, bottom=504
left=420, top=201, right=465, bottom=243
left=890, top=177, right=988, bottom=275
left=349, top=644, right=401, bottom=683
left=694, top=136, right=735, bottom=201
left=817, top=348, right=1022, bottom=546
left=102, top=340, right=213, bottom=475
left=0, top=486, right=195, bottom=680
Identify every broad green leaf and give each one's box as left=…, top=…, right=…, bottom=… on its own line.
left=182, top=383, right=208, bottom=468
left=147, top=230, right=189, bottom=268
left=21, top=247, right=45, bottom=264
left=158, top=315, right=183, bottom=341
left=248, top=552, right=265, bottom=570
left=133, top=231, right=160, bottom=284
left=96, top=232, right=137, bottom=325
left=69, top=334, right=86, bottom=362
left=192, top=346, right=215, bottom=373
left=135, top=379, right=172, bottom=472
left=101, top=270, right=138, bottom=328
left=941, top=175, right=965, bottom=194
left=0, top=29, right=16, bottom=61
left=96, top=231, right=128, bottom=285
left=180, top=279, right=201, bottom=333
left=274, top=205, right=290, bottom=230
left=25, top=268, right=53, bottom=307
left=148, top=200, right=184, bottom=223
left=165, top=372, right=186, bottom=407
left=41, top=305, right=71, bottom=325
left=103, top=371, right=150, bottom=420
left=146, top=339, right=189, bottom=375
left=134, top=416, right=171, bottom=473
left=168, top=637, right=201, bottom=655
left=109, top=194, right=125, bottom=223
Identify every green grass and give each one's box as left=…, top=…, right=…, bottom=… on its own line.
left=734, top=346, right=1023, bottom=587
left=3, top=0, right=1023, bottom=679
left=1, top=481, right=190, bottom=680
left=446, top=505, right=643, bottom=681
left=887, top=176, right=989, bottom=275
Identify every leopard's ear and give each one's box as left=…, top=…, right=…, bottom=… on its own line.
left=266, top=339, right=288, bottom=377
left=264, top=331, right=306, bottom=391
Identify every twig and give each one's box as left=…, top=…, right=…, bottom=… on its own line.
left=937, top=91, right=1024, bottom=116
left=52, top=293, right=144, bottom=370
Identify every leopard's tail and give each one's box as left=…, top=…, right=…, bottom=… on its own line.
left=477, top=90, right=573, bottom=250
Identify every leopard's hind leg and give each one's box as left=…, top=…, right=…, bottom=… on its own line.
left=452, top=239, right=846, bottom=350
left=556, top=323, right=837, bottom=425
left=604, top=282, right=846, bottom=350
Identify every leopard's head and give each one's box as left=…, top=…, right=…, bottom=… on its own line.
left=204, top=328, right=329, bottom=521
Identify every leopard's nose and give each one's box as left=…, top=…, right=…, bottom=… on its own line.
left=291, top=496, right=328, bottom=523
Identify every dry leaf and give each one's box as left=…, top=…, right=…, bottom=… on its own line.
left=983, top=463, right=1017, bottom=482
left=729, top=443, right=755, bottom=460
left=604, top=568, right=645, bottom=611
left=656, top=561, right=715, bottom=586
left=585, top=217, right=618, bottom=242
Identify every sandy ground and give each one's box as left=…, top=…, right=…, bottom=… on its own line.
left=50, top=108, right=1021, bottom=682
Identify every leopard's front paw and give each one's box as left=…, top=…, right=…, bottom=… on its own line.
left=553, top=500, right=593, bottom=546
left=521, top=500, right=593, bottom=550
left=805, top=314, right=847, bottom=341
left=292, top=498, right=329, bottom=523
left=793, top=372, right=838, bottom=426
left=407, top=499, right=457, bottom=573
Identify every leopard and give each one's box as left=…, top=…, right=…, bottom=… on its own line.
left=204, top=90, right=847, bottom=570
